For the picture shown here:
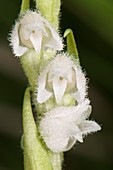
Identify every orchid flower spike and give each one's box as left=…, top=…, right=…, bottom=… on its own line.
left=10, top=10, right=63, bottom=57
left=37, top=53, right=87, bottom=104
left=39, top=99, right=101, bottom=153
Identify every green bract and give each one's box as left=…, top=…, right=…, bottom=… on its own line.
left=20, top=0, right=30, bottom=14
left=64, top=28, right=79, bottom=60
left=36, top=0, right=61, bottom=28
left=23, top=87, right=52, bottom=170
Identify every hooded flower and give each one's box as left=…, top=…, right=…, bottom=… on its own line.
left=39, top=99, right=101, bottom=153
left=37, top=53, right=87, bottom=104
left=10, top=10, right=63, bottom=56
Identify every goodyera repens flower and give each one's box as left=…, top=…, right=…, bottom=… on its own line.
left=37, top=53, right=87, bottom=104
left=10, top=10, right=63, bottom=56
left=39, top=99, right=101, bottom=153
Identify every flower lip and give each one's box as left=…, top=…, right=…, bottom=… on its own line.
left=10, top=10, right=63, bottom=56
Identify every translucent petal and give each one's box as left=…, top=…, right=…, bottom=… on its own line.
left=43, top=18, right=63, bottom=50
left=73, top=99, right=91, bottom=123
left=11, top=22, right=28, bottom=56
left=37, top=88, right=52, bottom=103
left=38, top=72, right=47, bottom=89
left=52, top=78, right=67, bottom=103
left=74, top=133, right=83, bottom=143
left=66, top=69, right=76, bottom=92
left=74, top=65, right=87, bottom=103
left=79, top=120, right=101, bottom=135
left=72, top=126, right=83, bottom=143
left=71, top=91, right=80, bottom=102
left=37, top=72, right=52, bottom=103
left=67, top=69, right=73, bottom=82
left=63, top=137, right=76, bottom=152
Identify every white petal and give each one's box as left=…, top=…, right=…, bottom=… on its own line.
left=30, top=32, right=42, bottom=54
left=10, top=22, right=28, bottom=56
left=37, top=88, right=52, bottom=103
left=67, top=99, right=91, bottom=123
left=66, top=69, right=76, bottom=92
left=74, top=133, right=83, bottom=143
left=64, top=137, right=77, bottom=152
left=71, top=126, right=83, bottom=143
left=71, top=91, right=80, bottom=102
left=67, top=69, right=73, bottom=82
left=43, top=18, right=63, bottom=50
left=79, top=120, right=101, bottom=135
left=53, top=78, right=67, bottom=103
left=73, top=64, right=87, bottom=103
left=37, top=71, right=52, bottom=103
left=44, top=32, right=63, bottom=51
left=38, top=72, right=47, bottom=89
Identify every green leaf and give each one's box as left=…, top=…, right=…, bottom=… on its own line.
left=22, top=87, right=52, bottom=170
left=35, top=0, right=61, bottom=28
left=64, top=28, right=79, bottom=60
left=20, top=0, right=30, bottom=14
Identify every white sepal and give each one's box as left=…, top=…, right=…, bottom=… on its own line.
left=10, top=22, right=28, bottom=56
left=72, top=64, right=87, bottom=103
left=37, top=71, right=52, bottom=103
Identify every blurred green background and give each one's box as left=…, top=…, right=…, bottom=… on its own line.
left=0, top=0, right=113, bottom=169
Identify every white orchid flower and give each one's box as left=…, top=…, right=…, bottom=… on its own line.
left=10, top=10, right=63, bottom=56
left=37, top=53, right=87, bottom=104
left=39, top=99, right=101, bottom=153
